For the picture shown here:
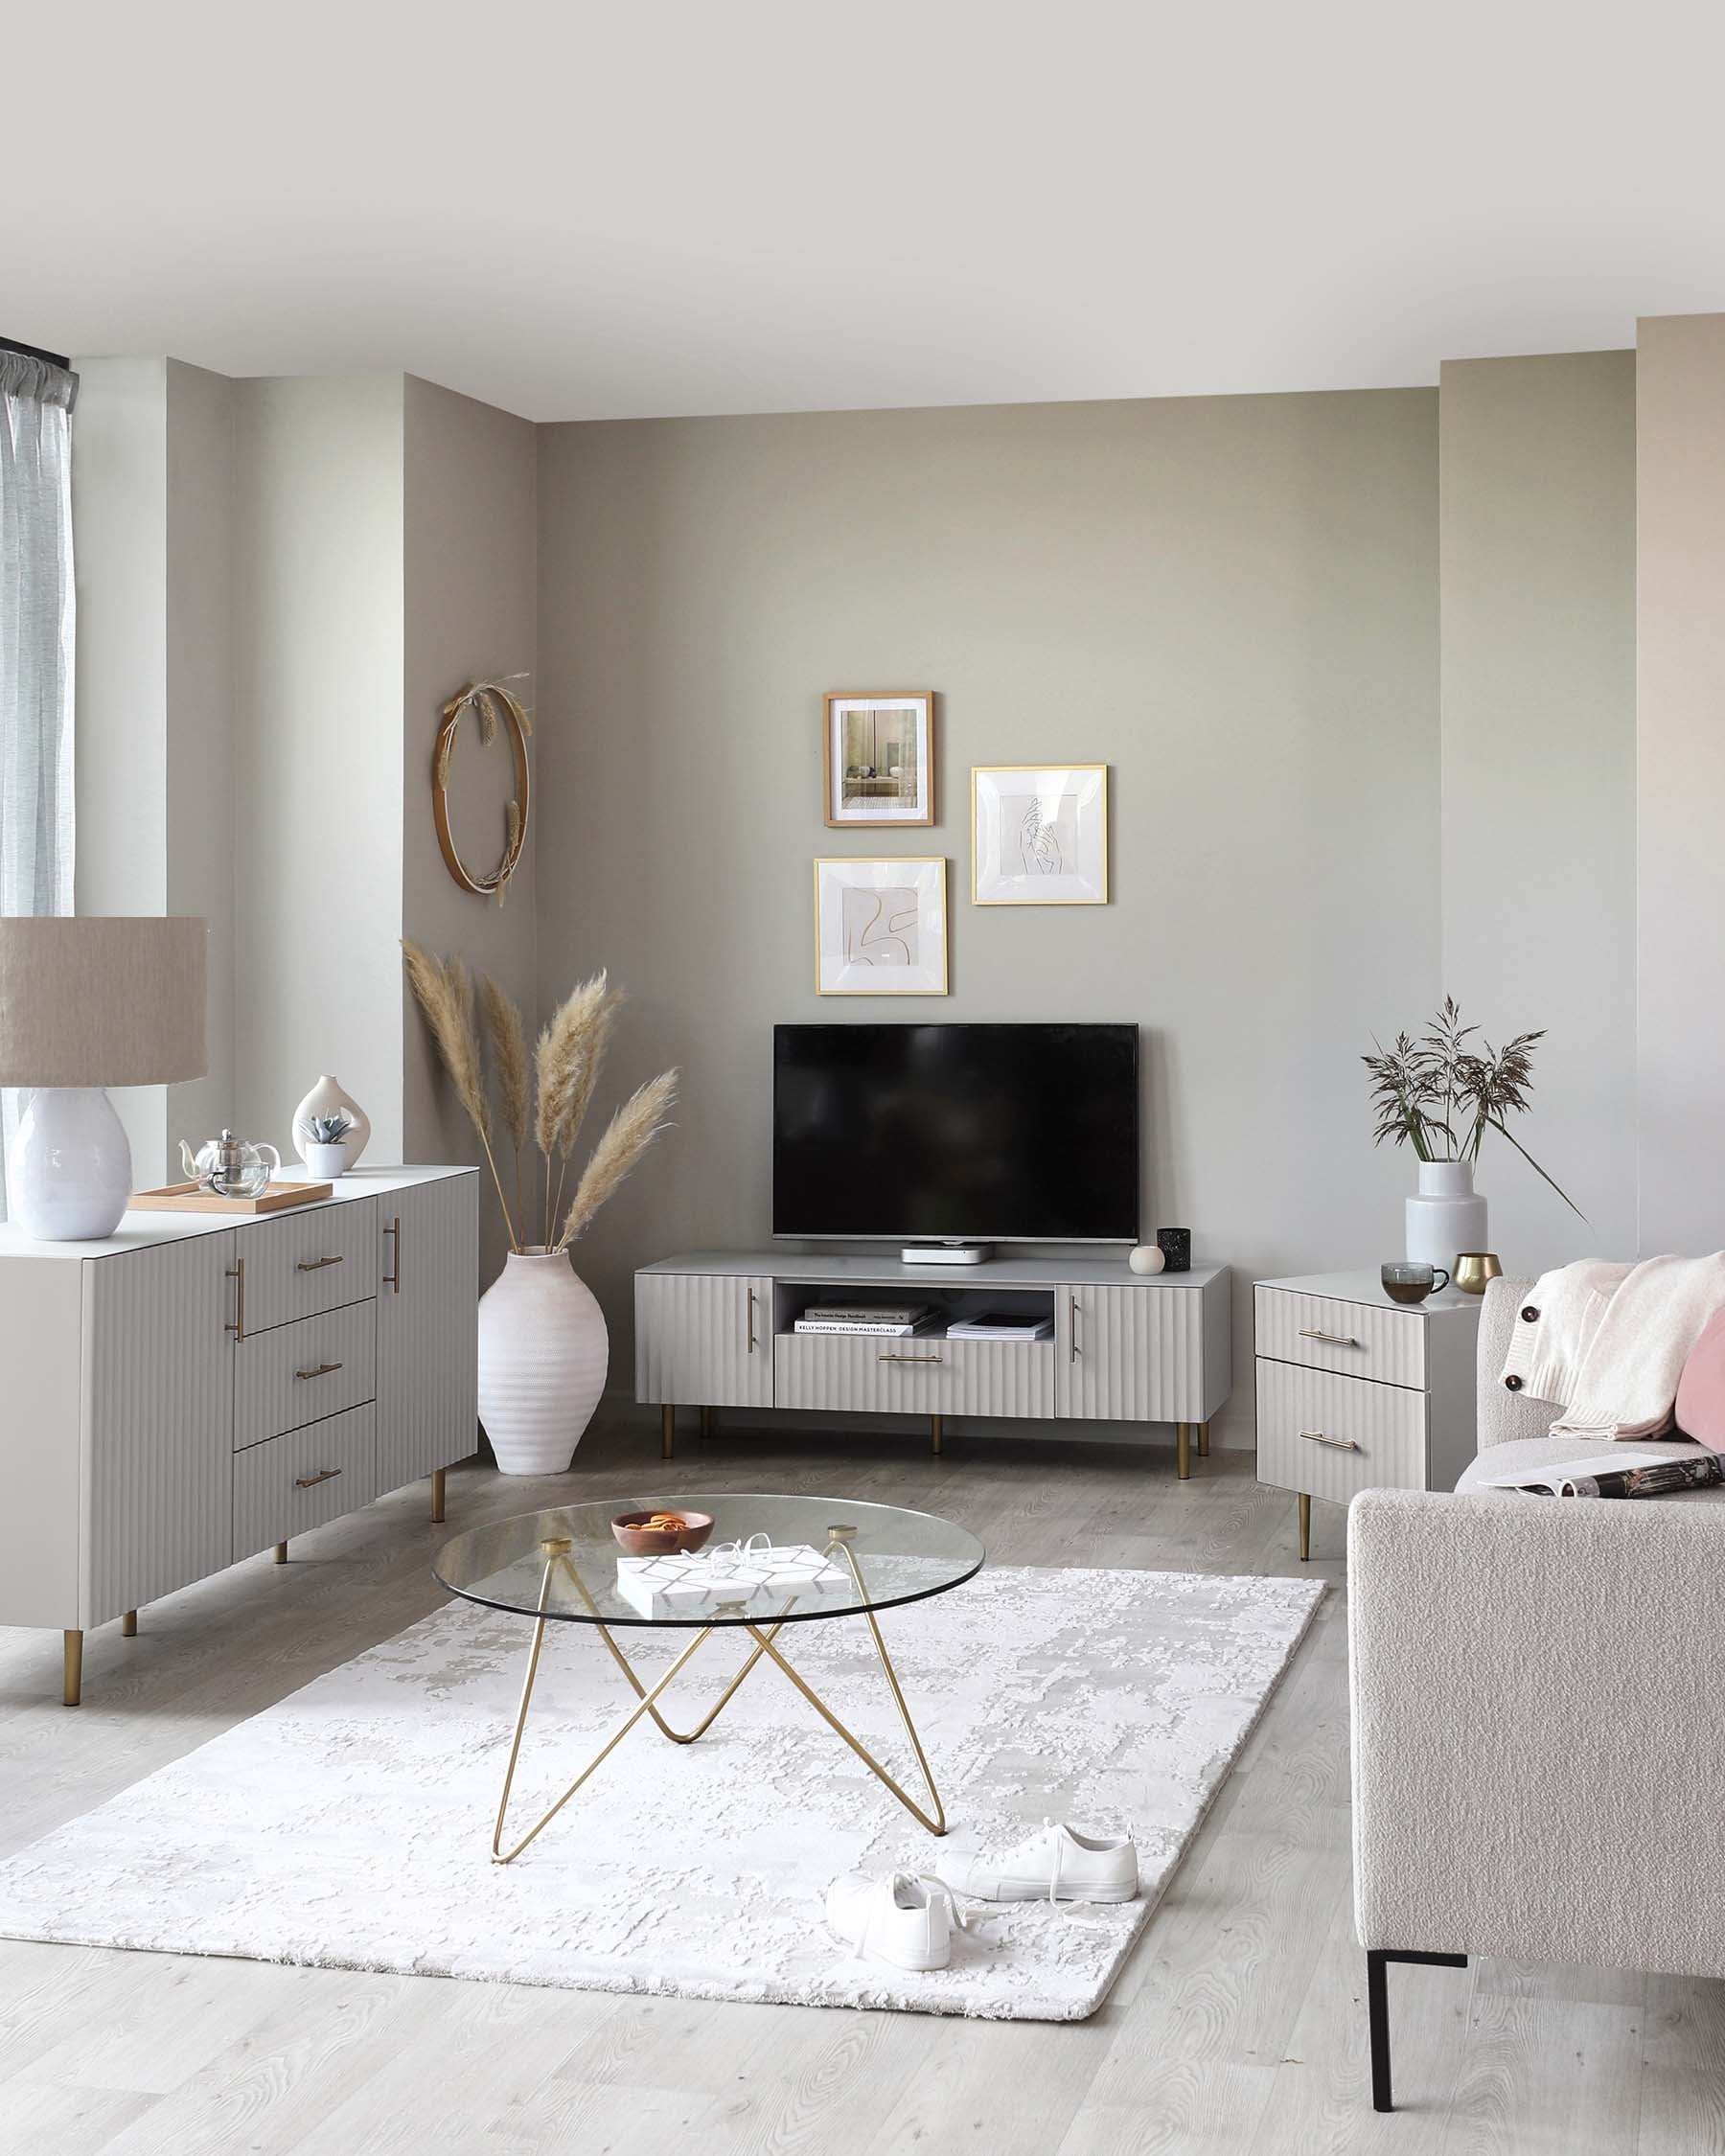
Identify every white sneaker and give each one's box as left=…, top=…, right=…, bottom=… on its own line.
left=934, top=1820, right=1139, bottom=1904
left=826, top=1870, right=958, bottom=1971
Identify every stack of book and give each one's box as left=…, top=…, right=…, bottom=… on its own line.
left=793, top=1302, right=934, bottom=1338
left=944, top=1311, right=1054, bottom=1342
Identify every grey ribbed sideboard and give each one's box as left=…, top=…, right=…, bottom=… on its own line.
left=635, top=1250, right=1231, bottom=1468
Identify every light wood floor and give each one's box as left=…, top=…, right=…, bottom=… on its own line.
left=1, top=1422, right=1719, bottom=2154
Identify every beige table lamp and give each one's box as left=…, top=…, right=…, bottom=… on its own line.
left=0, top=918, right=208, bottom=1239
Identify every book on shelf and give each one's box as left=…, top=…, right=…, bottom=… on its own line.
left=793, top=1315, right=934, bottom=1337
left=1477, top=1450, right=1724, bottom=1500
left=945, top=1312, right=1054, bottom=1342
left=805, top=1304, right=932, bottom=1324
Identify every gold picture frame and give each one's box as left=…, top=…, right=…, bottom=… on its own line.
left=971, top=764, right=1109, bottom=905
left=813, top=857, right=949, bottom=996
left=823, top=693, right=935, bottom=828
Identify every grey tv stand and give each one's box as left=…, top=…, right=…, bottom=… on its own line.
left=634, top=1250, right=1231, bottom=1476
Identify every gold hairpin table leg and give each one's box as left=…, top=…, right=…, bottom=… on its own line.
left=1177, top=1423, right=1191, bottom=1480
left=488, top=1527, right=949, bottom=1861
left=1298, top=1493, right=1312, bottom=1563
left=431, top=1468, right=446, bottom=1525
left=1198, top=1421, right=1210, bottom=1457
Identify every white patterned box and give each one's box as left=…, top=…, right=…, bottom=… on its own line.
left=614, top=1541, right=851, bottom=1619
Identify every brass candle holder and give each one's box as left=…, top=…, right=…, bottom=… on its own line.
left=1453, top=1252, right=1503, bottom=1296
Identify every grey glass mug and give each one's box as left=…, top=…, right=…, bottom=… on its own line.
left=1381, top=1261, right=1449, bottom=1306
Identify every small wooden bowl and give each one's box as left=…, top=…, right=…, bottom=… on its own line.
left=610, top=1508, right=714, bottom=1557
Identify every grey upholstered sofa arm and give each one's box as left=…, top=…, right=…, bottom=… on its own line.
left=1349, top=1487, right=1725, bottom=1977
left=1474, top=1275, right=1564, bottom=1448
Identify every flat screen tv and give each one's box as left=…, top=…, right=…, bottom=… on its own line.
left=772, top=1022, right=1139, bottom=1243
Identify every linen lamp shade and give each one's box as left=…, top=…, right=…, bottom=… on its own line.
left=0, top=917, right=207, bottom=1087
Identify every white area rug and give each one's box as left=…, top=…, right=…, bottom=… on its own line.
left=0, top=1566, right=1322, bottom=2020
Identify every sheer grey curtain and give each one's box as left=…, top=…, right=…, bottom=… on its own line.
left=0, top=351, right=78, bottom=1219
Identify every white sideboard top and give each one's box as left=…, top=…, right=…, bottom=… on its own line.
left=0, top=1164, right=479, bottom=1263
left=640, top=1249, right=1227, bottom=1290
left=1256, top=1268, right=1484, bottom=1317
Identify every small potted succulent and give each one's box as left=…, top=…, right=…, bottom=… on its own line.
left=303, top=1112, right=354, bottom=1181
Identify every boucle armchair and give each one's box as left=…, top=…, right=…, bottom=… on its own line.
left=1348, top=1274, right=1725, bottom=2112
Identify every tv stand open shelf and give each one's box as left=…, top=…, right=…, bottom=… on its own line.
left=635, top=1250, right=1231, bottom=1474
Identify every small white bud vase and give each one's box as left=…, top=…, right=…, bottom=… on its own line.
left=477, top=1249, right=609, bottom=1475
left=292, top=1075, right=371, bottom=1170
left=1405, top=1160, right=1487, bottom=1272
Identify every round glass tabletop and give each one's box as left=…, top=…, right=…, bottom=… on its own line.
left=434, top=1491, right=985, bottom=1629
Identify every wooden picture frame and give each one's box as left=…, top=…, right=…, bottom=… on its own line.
left=823, top=692, right=935, bottom=828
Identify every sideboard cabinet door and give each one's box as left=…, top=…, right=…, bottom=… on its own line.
left=84, top=1231, right=237, bottom=1628
left=1056, top=1283, right=1207, bottom=1423
left=635, top=1272, right=774, bottom=1409
left=376, top=1175, right=479, bottom=1494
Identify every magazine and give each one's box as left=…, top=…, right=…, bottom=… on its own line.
left=1478, top=1449, right=1724, bottom=1499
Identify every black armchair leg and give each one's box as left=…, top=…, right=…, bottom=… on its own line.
left=1367, top=1948, right=1469, bottom=2112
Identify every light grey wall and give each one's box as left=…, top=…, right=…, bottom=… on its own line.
left=1636, top=314, right=1725, bottom=1255
left=1438, top=352, right=1637, bottom=1272
left=536, top=392, right=1441, bottom=1436
left=402, top=376, right=538, bottom=1284
left=230, top=374, right=407, bottom=1162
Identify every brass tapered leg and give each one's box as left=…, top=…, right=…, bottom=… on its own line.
left=1198, top=1420, right=1210, bottom=1456
left=273, top=1542, right=288, bottom=1565
left=1298, top=1493, right=1311, bottom=1563
left=661, top=1405, right=676, bottom=1460
left=63, top=1630, right=82, bottom=1707
left=121, top=1610, right=137, bottom=1638
left=1177, top=1422, right=1191, bottom=1480
left=431, top=1467, right=447, bottom=1525
left=699, top=1407, right=715, bottom=1438
left=931, top=1413, right=943, bottom=1456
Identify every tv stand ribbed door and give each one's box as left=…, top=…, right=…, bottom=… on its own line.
left=634, top=1271, right=773, bottom=1423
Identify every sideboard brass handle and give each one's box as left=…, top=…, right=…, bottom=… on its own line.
left=881, top=1353, right=944, bottom=1365
left=294, top=1467, right=343, bottom=1488
left=1301, top=1430, right=1362, bottom=1452
left=226, top=1256, right=246, bottom=1340
left=295, top=1361, right=344, bottom=1382
left=1070, top=1294, right=1081, bottom=1363
left=1299, top=1328, right=1362, bottom=1348
left=747, top=1287, right=758, bottom=1354
left=383, top=1216, right=402, bottom=1294
left=297, top=1253, right=344, bottom=1273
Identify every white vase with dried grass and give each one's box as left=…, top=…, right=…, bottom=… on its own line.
left=403, top=943, right=678, bottom=1476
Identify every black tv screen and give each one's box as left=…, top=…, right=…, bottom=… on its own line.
left=772, top=1023, right=1139, bottom=1242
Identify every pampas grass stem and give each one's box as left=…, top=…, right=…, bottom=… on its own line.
left=554, top=1070, right=678, bottom=1250
left=402, top=939, right=520, bottom=1249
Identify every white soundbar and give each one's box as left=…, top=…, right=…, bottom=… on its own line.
left=900, top=1243, right=994, bottom=1267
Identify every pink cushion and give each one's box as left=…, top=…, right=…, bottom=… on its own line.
left=1676, top=1306, right=1725, bottom=1452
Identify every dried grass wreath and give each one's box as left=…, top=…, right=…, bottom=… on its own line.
left=432, top=677, right=533, bottom=906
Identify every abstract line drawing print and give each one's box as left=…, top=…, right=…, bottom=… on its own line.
left=1003, top=790, right=1079, bottom=878
left=840, top=884, right=919, bottom=967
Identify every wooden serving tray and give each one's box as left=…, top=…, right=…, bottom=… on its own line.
left=129, top=1180, right=334, bottom=1216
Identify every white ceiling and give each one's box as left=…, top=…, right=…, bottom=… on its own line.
left=16, top=0, right=1725, bottom=423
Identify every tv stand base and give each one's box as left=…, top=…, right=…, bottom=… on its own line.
left=900, top=1243, right=993, bottom=1267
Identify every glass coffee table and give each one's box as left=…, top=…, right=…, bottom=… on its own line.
left=434, top=1492, right=984, bottom=1864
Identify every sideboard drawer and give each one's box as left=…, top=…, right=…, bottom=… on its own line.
left=234, top=1301, right=377, bottom=1450
left=1254, top=1284, right=1427, bottom=1390
left=237, top=1199, right=380, bottom=1335
left=773, top=1334, right=1056, bottom=1418
left=1255, top=1358, right=1427, bottom=1502
left=233, top=1404, right=379, bottom=1560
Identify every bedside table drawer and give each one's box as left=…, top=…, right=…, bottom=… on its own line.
left=1255, top=1358, right=1427, bottom=1502
left=1254, top=1284, right=1427, bottom=1389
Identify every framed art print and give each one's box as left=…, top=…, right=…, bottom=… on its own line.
left=814, top=857, right=948, bottom=995
left=972, top=764, right=1109, bottom=905
left=823, top=692, right=934, bottom=827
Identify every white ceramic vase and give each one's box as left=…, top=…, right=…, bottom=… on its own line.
left=477, top=1250, right=610, bottom=1475
left=292, top=1076, right=371, bottom=1170
left=1405, top=1160, right=1487, bottom=1272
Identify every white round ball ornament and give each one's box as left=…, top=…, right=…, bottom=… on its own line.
left=1128, top=1244, right=1166, bottom=1275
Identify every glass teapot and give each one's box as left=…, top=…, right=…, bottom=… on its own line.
left=179, top=1129, right=283, bottom=1199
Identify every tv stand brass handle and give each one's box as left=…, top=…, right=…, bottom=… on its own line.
left=295, top=1362, right=344, bottom=1382
left=226, top=1256, right=246, bottom=1340
left=1301, top=1430, right=1361, bottom=1452
left=383, top=1217, right=402, bottom=1293
left=747, top=1287, right=758, bottom=1354
left=881, top=1353, right=943, bottom=1365
left=1070, top=1294, right=1080, bottom=1362
left=1299, top=1327, right=1362, bottom=1348
left=297, top=1253, right=344, bottom=1273
left=294, top=1468, right=343, bottom=1489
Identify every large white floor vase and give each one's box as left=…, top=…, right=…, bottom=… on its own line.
left=1405, top=1160, right=1487, bottom=1271
left=477, top=1250, right=609, bottom=1475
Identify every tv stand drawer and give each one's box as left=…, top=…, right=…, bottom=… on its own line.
left=773, top=1334, right=1055, bottom=1417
